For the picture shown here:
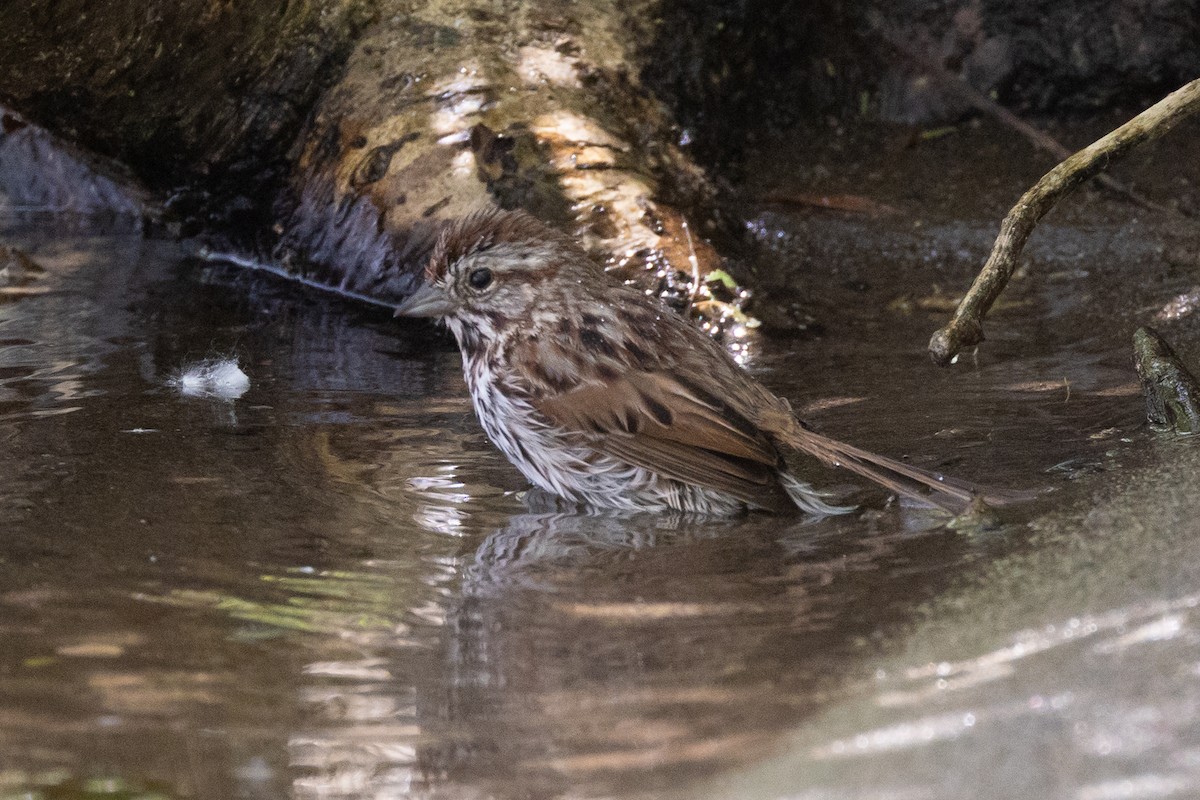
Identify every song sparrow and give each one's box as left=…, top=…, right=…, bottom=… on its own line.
left=395, top=208, right=988, bottom=515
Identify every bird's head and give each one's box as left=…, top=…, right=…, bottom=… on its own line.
left=395, top=209, right=601, bottom=338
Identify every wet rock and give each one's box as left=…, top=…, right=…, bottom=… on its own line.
left=946, top=496, right=1004, bottom=533
left=1133, top=326, right=1200, bottom=435
left=0, top=107, right=149, bottom=217
left=876, top=5, right=1014, bottom=125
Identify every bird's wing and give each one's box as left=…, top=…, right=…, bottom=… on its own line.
left=534, top=370, right=795, bottom=511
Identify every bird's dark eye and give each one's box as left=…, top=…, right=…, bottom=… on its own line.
left=468, top=267, right=493, bottom=290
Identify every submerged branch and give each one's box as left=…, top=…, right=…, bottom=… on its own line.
left=929, top=77, right=1200, bottom=367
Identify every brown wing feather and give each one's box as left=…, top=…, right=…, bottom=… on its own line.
left=600, top=435, right=795, bottom=513
left=535, top=371, right=795, bottom=511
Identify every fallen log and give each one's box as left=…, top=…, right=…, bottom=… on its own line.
left=0, top=1, right=737, bottom=325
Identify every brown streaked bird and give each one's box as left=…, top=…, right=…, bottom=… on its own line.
left=395, top=208, right=989, bottom=515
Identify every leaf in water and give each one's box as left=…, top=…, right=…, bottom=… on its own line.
left=553, top=600, right=763, bottom=621
left=917, top=125, right=959, bottom=141
left=21, top=656, right=56, bottom=668
left=703, top=268, right=738, bottom=290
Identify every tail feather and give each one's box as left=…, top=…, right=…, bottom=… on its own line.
left=780, top=427, right=1019, bottom=515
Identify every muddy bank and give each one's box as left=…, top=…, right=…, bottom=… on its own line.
left=731, top=112, right=1200, bottom=340
left=700, top=391, right=1200, bottom=800
left=646, top=0, right=1200, bottom=163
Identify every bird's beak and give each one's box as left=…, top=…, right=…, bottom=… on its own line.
left=394, top=283, right=458, bottom=318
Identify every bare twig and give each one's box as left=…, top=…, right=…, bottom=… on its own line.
left=929, top=78, right=1200, bottom=367
left=681, top=216, right=702, bottom=307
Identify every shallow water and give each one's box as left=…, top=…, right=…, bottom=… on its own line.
left=0, top=206, right=1196, bottom=800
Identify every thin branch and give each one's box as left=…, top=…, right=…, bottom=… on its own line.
left=929, top=77, right=1200, bottom=367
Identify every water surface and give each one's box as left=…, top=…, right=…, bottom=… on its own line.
left=0, top=205, right=1194, bottom=800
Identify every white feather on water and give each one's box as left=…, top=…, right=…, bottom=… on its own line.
left=171, top=358, right=250, bottom=400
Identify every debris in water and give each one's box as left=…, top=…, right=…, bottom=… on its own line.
left=1154, top=285, right=1200, bottom=323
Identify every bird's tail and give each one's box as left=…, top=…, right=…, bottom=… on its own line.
left=777, top=424, right=1023, bottom=515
